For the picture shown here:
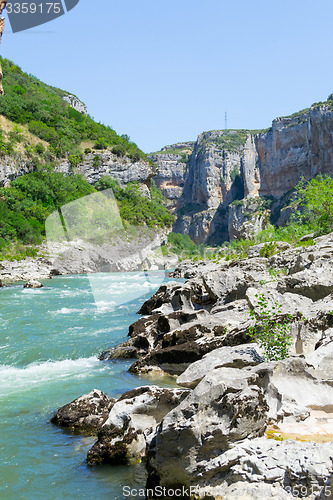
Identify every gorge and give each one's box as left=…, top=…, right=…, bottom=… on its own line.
left=152, top=97, right=333, bottom=244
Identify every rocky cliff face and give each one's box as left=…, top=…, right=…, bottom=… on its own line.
left=149, top=142, right=194, bottom=210
left=155, top=99, right=333, bottom=244
left=58, top=151, right=155, bottom=191
left=0, top=150, right=154, bottom=192
left=173, top=130, right=249, bottom=243
left=62, top=94, right=87, bottom=115
left=254, top=105, right=333, bottom=199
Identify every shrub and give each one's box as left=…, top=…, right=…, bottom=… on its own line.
left=260, top=241, right=277, bottom=258
left=93, top=155, right=102, bottom=169
left=248, top=293, right=293, bottom=361
left=68, top=154, right=82, bottom=169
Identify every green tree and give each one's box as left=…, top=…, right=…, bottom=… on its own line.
left=302, top=174, right=333, bottom=233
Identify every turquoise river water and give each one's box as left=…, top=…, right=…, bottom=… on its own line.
left=0, top=271, right=176, bottom=499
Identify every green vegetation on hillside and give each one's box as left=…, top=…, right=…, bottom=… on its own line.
left=213, top=130, right=249, bottom=151
left=0, top=168, right=95, bottom=259
left=0, top=57, right=148, bottom=162
left=0, top=171, right=174, bottom=260
left=95, top=177, right=174, bottom=228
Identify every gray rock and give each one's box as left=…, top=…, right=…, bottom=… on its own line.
left=24, top=279, right=43, bottom=288
left=177, top=343, right=263, bottom=389
left=62, top=94, right=87, bottom=114
left=202, top=258, right=270, bottom=305
left=87, top=386, right=188, bottom=465
left=147, top=367, right=269, bottom=488
left=195, top=438, right=333, bottom=500
left=50, top=389, right=114, bottom=435
left=305, top=340, right=333, bottom=380
left=278, top=264, right=333, bottom=300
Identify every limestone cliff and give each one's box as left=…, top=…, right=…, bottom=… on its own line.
left=0, top=149, right=154, bottom=191
left=173, top=130, right=249, bottom=243
left=149, top=142, right=194, bottom=210
left=160, top=97, right=333, bottom=244
left=62, top=94, right=87, bottom=115
left=58, top=151, right=155, bottom=190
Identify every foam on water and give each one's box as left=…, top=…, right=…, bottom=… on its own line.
left=0, top=356, right=105, bottom=396
left=0, top=271, right=180, bottom=498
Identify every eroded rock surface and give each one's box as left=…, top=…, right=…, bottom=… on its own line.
left=51, top=389, right=114, bottom=435
left=86, top=386, right=188, bottom=465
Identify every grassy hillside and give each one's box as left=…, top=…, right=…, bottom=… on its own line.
left=0, top=57, right=148, bottom=162
left=0, top=58, right=174, bottom=260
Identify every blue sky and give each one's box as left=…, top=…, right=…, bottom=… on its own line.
left=1, top=0, right=333, bottom=152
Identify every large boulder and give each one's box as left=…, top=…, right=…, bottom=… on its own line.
left=87, top=386, right=188, bottom=465
left=146, top=367, right=269, bottom=489
left=146, top=356, right=333, bottom=493
left=177, top=343, right=264, bottom=389
left=50, top=389, right=114, bottom=435
left=202, top=258, right=270, bottom=305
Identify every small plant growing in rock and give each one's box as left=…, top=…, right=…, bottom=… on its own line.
left=248, top=293, right=293, bottom=361
left=260, top=241, right=277, bottom=258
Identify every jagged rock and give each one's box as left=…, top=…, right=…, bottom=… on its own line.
left=87, top=386, right=188, bottom=465
left=146, top=356, right=333, bottom=494
left=170, top=259, right=222, bottom=279
left=246, top=286, right=314, bottom=318
left=146, top=367, right=269, bottom=489
left=50, top=389, right=114, bottom=435
left=126, top=303, right=254, bottom=376
left=62, top=94, right=87, bottom=115
left=24, top=279, right=43, bottom=288
left=193, top=438, right=333, bottom=500
left=150, top=144, right=193, bottom=209
left=277, top=266, right=333, bottom=300
left=202, top=258, right=270, bottom=305
left=99, top=309, right=210, bottom=362
left=176, top=343, right=264, bottom=389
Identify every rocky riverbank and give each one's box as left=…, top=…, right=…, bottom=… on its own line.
left=0, top=230, right=178, bottom=285
left=51, top=232, right=333, bottom=499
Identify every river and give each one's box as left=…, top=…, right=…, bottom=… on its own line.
left=0, top=271, right=175, bottom=499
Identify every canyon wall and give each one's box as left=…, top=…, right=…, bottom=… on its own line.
left=0, top=151, right=154, bottom=195
left=149, top=142, right=193, bottom=210
left=160, top=99, right=333, bottom=243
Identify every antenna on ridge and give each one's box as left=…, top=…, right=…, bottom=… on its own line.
left=225, top=111, right=228, bottom=131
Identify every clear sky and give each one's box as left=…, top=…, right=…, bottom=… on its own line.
left=1, top=0, right=333, bottom=153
